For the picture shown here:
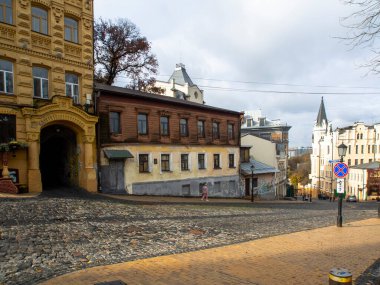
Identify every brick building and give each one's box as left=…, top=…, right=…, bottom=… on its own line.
left=96, top=84, right=243, bottom=197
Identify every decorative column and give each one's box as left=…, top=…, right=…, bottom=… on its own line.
left=27, top=133, right=42, bottom=193
left=82, top=135, right=97, bottom=192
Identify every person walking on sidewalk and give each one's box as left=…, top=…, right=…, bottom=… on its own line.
left=201, top=183, right=209, bottom=201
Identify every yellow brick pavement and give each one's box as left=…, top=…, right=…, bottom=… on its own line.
left=42, top=218, right=380, bottom=285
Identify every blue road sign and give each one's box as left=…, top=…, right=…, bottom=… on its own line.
left=329, top=159, right=341, bottom=164
left=333, top=162, right=349, bottom=178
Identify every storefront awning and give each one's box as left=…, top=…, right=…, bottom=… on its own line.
left=104, top=149, right=134, bottom=159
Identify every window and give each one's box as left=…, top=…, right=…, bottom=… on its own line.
left=198, top=153, right=205, bottom=169
left=138, top=113, right=148, bottom=135
left=361, top=145, right=364, bottom=154
left=109, top=112, right=120, bottom=134
left=360, top=134, right=363, bottom=139
left=160, top=116, right=169, bottom=136
left=347, top=159, right=351, bottom=166
left=0, top=114, right=15, bottom=143
left=197, top=120, right=205, bottom=138
left=65, top=73, right=79, bottom=103
left=33, top=67, right=48, bottom=99
left=139, top=154, right=149, bottom=173
left=0, top=59, right=13, bottom=94
left=213, top=122, right=220, bottom=139
left=228, top=123, right=234, bottom=140
left=64, top=17, right=78, bottom=43
left=181, top=154, right=189, bottom=171
left=161, top=154, right=170, bottom=171
left=229, top=154, right=234, bottom=168
left=348, top=145, right=351, bottom=154
left=373, top=145, right=376, bottom=153
left=0, top=0, right=12, bottom=24
left=369, top=159, right=373, bottom=163
left=355, top=145, right=358, bottom=154
left=213, top=154, right=220, bottom=169
left=180, top=118, right=188, bottom=137
left=355, top=159, right=358, bottom=165
left=368, top=145, right=371, bottom=154
left=360, top=159, right=364, bottom=164
left=240, top=148, right=250, bottom=162
left=32, top=7, right=48, bottom=34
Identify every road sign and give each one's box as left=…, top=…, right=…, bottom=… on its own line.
left=337, top=178, right=345, bottom=194
left=329, top=159, right=340, bottom=164
left=333, top=162, right=349, bottom=178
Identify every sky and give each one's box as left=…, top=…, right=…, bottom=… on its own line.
left=94, top=0, right=380, bottom=147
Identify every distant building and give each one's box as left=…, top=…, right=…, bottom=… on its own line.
left=241, top=110, right=291, bottom=198
left=154, top=63, right=204, bottom=104
left=240, top=135, right=280, bottom=200
left=288, top=147, right=312, bottom=158
left=348, top=162, right=380, bottom=201
left=310, top=97, right=380, bottom=199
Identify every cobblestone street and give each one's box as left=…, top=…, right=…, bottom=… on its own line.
left=0, top=190, right=378, bottom=285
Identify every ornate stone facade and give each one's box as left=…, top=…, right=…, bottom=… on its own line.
left=0, top=0, right=97, bottom=193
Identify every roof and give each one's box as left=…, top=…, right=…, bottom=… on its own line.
left=95, top=83, right=242, bottom=116
left=104, top=149, right=134, bottom=159
left=240, top=159, right=279, bottom=176
left=316, top=97, right=328, bottom=126
left=168, top=63, right=194, bottom=86
left=350, top=161, right=380, bottom=170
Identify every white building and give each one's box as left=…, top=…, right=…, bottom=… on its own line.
left=241, top=134, right=282, bottom=199
left=241, top=111, right=291, bottom=198
left=310, top=97, right=380, bottom=199
left=154, top=63, right=204, bottom=104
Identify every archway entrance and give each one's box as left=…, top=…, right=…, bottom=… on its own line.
left=40, top=124, right=78, bottom=189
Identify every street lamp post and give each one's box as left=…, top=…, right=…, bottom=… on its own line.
left=337, top=143, right=348, bottom=227
left=251, top=164, right=254, bottom=203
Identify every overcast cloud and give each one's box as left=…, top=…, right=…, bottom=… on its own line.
left=94, top=0, right=380, bottom=147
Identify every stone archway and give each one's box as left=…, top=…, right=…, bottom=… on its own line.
left=23, top=96, right=98, bottom=193
left=40, top=124, right=78, bottom=189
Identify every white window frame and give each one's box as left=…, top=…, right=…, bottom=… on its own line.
left=0, top=59, right=13, bottom=94
left=65, top=73, right=79, bottom=104
left=33, top=67, right=48, bottom=99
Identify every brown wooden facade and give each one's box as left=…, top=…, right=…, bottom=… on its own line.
left=96, top=84, right=244, bottom=197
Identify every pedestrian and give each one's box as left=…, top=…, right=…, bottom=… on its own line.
left=201, top=183, right=209, bottom=201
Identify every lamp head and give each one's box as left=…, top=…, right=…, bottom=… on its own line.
left=337, top=143, right=348, bottom=158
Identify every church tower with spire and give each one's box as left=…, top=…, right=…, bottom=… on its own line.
left=310, top=97, right=334, bottom=198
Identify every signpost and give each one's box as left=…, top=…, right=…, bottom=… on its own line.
left=334, top=161, right=349, bottom=228
left=336, top=178, right=344, bottom=194
left=333, top=162, right=349, bottom=178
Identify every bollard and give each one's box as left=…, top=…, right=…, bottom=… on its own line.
left=329, top=268, right=352, bottom=285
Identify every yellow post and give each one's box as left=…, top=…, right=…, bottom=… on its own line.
left=329, top=268, right=352, bottom=285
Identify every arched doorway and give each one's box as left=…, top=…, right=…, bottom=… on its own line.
left=40, top=124, right=78, bottom=189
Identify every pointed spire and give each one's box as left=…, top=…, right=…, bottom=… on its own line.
left=316, top=96, right=328, bottom=126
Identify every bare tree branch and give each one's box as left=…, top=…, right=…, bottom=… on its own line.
left=94, top=18, right=161, bottom=91
left=342, top=0, right=380, bottom=73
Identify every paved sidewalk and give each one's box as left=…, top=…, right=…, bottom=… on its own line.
left=42, top=218, right=380, bottom=285
left=99, top=194, right=304, bottom=204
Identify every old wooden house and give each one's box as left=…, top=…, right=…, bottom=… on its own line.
left=96, top=84, right=243, bottom=197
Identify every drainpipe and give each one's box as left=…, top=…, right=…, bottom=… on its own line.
left=95, top=90, right=101, bottom=192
